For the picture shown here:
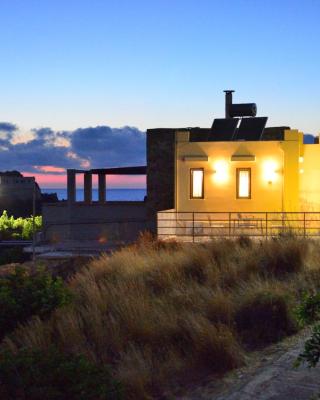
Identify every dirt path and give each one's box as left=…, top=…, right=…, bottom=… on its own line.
left=175, top=329, right=320, bottom=400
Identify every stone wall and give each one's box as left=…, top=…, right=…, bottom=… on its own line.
left=42, top=201, right=150, bottom=243
left=146, top=129, right=176, bottom=225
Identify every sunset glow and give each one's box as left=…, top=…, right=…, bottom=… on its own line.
left=22, top=171, right=146, bottom=189
left=34, top=165, right=65, bottom=173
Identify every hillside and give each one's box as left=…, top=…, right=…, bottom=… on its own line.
left=1, top=235, right=320, bottom=399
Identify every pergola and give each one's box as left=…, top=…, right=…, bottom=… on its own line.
left=67, top=166, right=147, bottom=204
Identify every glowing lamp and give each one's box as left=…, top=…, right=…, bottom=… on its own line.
left=213, top=160, right=229, bottom=183
left=263, top=160, right=278, bottom=184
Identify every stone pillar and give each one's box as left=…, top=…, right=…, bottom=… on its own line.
left=67, top=169, right=76, bottom=204
left=98, top=173, right=106, bottom=203
left=84, top=172, right=92, bottom=204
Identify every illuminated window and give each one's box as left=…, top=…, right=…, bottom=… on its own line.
left=236, top=168, right=251, bottom=199
left=190, top=168, right=204, bottom=199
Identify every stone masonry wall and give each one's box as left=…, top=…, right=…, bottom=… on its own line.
left=146, top=129, right=176, bottom=225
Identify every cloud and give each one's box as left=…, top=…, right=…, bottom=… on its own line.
left=0, top=122, right=17, bottom=133
left=71, top=126, right=145, bottom=167
left=0, top=122, right=18, bottom=141
left=0, top=123, right=146, bottom=174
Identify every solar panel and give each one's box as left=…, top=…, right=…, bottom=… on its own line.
left=233, top=117, right=268, bottom=141
left=208, top=118, right=240, bottom=141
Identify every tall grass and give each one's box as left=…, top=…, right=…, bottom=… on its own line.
left=2, top=235, right=320, bottom=399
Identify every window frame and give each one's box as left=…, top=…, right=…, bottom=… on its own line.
left=236, top=168, right=251, bottom=199
left=190, top=168, right=204, bottom=199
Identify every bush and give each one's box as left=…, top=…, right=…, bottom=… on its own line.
left=296, top=323, right=320, bottom=368
left=0, top=347, right=123, bottom=400
left=0, top=247, right=29, bottom=266
left=1, top=238, right=316, bottom=399
left=259, top=238, right=307, bottom=277
left=0, top=266, right=71, bottom=338
left=0, top=211, right=42, bottom=240
left=235, top=290, right=297, bottom=348
left=295, top=292, right=320, bottom=326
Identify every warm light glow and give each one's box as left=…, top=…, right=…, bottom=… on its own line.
left=191, top=169, right=204, bottom=198
left=299, top=156, right=304, bottom=163
left=213, top=160, right=229, bottom=183
left=263, top=160, right=278, bottom=183
left=238, top=170, right=250, bottom=198
left=300, top=168, right=304, bottom=174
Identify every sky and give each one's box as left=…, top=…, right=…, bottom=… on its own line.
left=1, top=0, right=320, bottom=188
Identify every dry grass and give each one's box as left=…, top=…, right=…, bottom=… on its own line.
left=2, top=234, right=320, bottom=399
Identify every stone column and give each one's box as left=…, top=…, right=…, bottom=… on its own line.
left=84, top=172, right=92, bottom=204
left=67, top=169, right=76, bottom=204
left=98, top=173, right=106, bottom=203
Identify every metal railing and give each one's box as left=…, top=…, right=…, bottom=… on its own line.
left=157, top=211, right=320, bottom=241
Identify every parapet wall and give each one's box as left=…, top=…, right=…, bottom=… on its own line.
left=42, top=201, right=150, bottom=243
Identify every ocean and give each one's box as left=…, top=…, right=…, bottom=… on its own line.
left=42, top=188, right=147, bottom=202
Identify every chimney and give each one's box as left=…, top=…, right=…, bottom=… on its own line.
left=224, top=90, right=234, bottom=119
left=223, top=90, right=257, bottom=118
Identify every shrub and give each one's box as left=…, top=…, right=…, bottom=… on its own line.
left=180, top=317, right=243, bottom=371
left=205, top=291, right=235, bottom=326
left=0, top=347, right=123, bottom=400
left=296, top=323, right=320, bottom=368
left=258, top=238, right=307, bottom=277
left=295, top=291, right=320, bottom=326
left=1, top=238, right=316, bottom=399
left=133, top=231, right=181, bottom=252
left=236, top=235, right=252, bottom=248
left=0, top=266, right=71, bottom=338
left=0, top=211, right=42, bottom=240
left=235, top=290, right=297, bottom=348
left=0, top=247, right=29, bottom=266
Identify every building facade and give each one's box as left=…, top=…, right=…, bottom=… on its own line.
left=43, top=92, right=320, bottom=243
left=149, top=127, right=320, bottom=239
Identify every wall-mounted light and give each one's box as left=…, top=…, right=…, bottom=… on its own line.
left=263, top=160, right=279, bottom=184
left=299, top=169, right=304, bottom=174
left=212, top=160, right=229, bottom=183
left=299, top=156, right=304, bottom=163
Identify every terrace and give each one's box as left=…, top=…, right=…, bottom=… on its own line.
left=157, top=210, right=320, bottom=241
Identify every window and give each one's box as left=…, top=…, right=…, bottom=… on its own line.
left=190, top=168, right=204, bottom=199
left=236, top=168, right=251, bottom=199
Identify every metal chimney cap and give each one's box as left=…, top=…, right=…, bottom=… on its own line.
left=224, top=89, right=235, bottom=93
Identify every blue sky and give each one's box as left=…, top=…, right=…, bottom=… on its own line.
left=0, top=0, right=320, bottom=186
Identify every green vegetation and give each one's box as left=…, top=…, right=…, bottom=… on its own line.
left=296, top=291, right=320, bottom=326
left=0, top=246, right=29, bottom=265
left=295, top=291, right=320, bottom=373
left=0, top=211, right=42, bottom=240
left=1, top=236, right=320, bottom=399
left=0, top=266, right=71, bottom=339
left=0, top=347, right=122, bottom=400
left=297, top=324, right=320, bottom=368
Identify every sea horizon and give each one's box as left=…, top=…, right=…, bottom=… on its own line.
left=42, top=188, right=146, bottom=202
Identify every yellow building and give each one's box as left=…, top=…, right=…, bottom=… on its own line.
left=176, top=128, right=320, bottom=213
left=148, top=92, right=320, bottom=238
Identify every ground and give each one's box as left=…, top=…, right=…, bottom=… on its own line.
left=176, top=328, right=320, bottom=400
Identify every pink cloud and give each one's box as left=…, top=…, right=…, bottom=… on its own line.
left=34, top=165, right=65, bottom=173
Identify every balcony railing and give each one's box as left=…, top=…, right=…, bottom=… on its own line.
left=157, top=211, right=320, bottom=241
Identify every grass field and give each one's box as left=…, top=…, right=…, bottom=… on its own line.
left=2, top=234, right=320, bottom=399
